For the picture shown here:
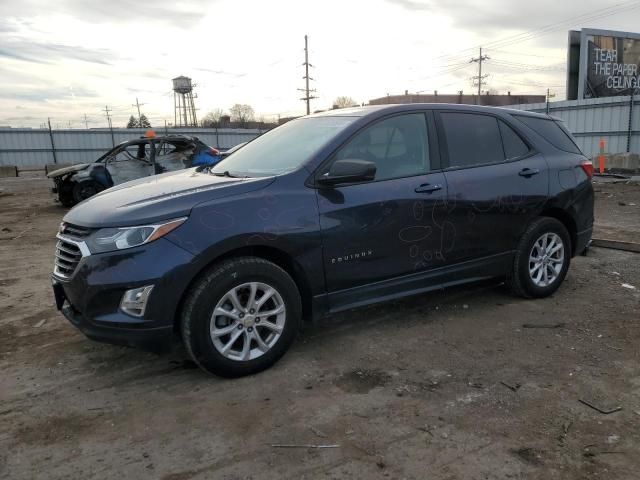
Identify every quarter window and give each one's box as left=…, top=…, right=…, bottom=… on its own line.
left=499, top=121, right=530, bottom=159
left=333, top=113, right=430, bottom=181
left=515, top=115, right=582, bottom=154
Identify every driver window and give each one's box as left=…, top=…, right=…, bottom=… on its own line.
left=334, top=113, right=430, bottom=181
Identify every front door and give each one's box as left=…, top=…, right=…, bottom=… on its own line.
left=315, top=112, right=449, bottom=308
left=105, top=142, right=155, bottom=185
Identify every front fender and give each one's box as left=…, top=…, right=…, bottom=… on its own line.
left=71, top=164, right=113, bottom=188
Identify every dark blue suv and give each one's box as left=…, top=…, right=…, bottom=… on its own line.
left=52, top=104, right=594, bottom=377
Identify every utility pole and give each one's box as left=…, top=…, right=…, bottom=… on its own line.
left=298, top=35, right=317, bottom=115
left=47, top=117, right=58, bottom=164
left=102, top=105, right=115, bottom=147
left=627, top=87, right=638, bottom=153
left=132, top=97, right=146, bottom=127
left=470, top=47, right=490, bottom=105
left=83, top=114, right=90, bottom=129
left=546, top=89, right=556, bottom=115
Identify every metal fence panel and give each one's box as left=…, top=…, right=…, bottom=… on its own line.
left=511, top=95, right=639, bottom=158
left=0, top=127, right=264, bottom=168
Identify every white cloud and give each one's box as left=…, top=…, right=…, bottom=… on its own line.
left=0, top=0, right=639, bottom=127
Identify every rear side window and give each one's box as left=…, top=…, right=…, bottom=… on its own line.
left=515, top=116, right=581, bottom=154
left=499, top=121, right=530, bottom=159
left=440, top=113, right=504, bottom=167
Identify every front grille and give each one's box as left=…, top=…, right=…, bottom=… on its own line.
left=53, top=223, right=91, bottom=279
left=60, top=223, right=91, bottom=239
left=54, top=239, right=83, bottom=278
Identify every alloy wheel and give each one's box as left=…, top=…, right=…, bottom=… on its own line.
left=528, top=232, right=565, bottom=287
left=210, top=282, right=286, bottom=361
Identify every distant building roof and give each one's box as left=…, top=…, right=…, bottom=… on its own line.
left=369, top=92, right=546, bottom=107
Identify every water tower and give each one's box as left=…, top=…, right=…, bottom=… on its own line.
left=172, top=76, right=198, bottom=127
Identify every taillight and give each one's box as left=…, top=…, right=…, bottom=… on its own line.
left=579, top=160, right=593, bottom=179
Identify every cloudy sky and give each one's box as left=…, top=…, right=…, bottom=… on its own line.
left=1, top=0, right=639, bottom=128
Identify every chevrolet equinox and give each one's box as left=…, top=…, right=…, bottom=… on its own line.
left=52, top=104, right=594, bottom=377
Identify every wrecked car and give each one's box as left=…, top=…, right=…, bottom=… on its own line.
left=47, top=134, right=221, bottom=207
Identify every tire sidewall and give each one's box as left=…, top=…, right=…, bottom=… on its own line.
left=184, top=259, right=301, bottom=377
left=72, top=180, right=101, bottom=203
left=518, top=218, right=571, bottom=297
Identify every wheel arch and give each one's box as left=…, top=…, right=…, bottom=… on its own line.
left=173, top=244, right=313, bottom=335
left=539, top=207, right=577, bottom=256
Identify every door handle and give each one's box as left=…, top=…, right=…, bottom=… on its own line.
left=519, top=168, right=540, bottom=178
left=415, top=183, right=442, bottom=193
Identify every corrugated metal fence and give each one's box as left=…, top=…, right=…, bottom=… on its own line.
left=2, top=97, right=638, bottom=167
left=0, top=127, right=265, bottom=169
left=511, top=94, right=639, bottom=158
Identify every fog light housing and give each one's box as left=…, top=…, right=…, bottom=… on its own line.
left=120, top=285, right=154, bottom=317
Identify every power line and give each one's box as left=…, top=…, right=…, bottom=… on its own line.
left=428, top=1, right=640, bottom=65
left=298, top=35, right=317, bottom=115
left=483, top=1, right=640, bottom=51
left=492, top=49, right=564, bottom=60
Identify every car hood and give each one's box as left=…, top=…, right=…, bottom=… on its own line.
left=63, top=168, right=275, bottom=228
left=46, top=163, right=91, bottom=178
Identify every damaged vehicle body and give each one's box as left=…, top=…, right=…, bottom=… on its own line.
left=48, top=134, right=220, bottom=207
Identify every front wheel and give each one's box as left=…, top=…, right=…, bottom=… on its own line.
left=507, top=217, right=571, bottom=298
left=72, top=180, right=103, bottom=204
left=181, top=257, right=301, bottom=377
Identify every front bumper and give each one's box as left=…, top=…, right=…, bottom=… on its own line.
left=52, top=237, right=195, bottom=352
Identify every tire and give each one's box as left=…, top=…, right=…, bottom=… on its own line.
left=507, top=217, right=571, bottom=299
left=181, top=257, right=301, bottom=377
left=58, top=192, right=76, bottom=208
left=72, top=180, right=102, bottom=204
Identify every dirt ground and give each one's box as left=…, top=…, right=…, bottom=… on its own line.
left=592, top=177, right=640, bottom=244
left=1, top=176, right=639, bottom=480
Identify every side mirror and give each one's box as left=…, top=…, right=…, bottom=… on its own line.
left=317, top=159, right=376, bottom=186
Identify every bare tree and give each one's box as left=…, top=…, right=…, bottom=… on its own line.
left=333, top=96, right=357, bottom=109
left=201, top=108, right=225, bottom=127
left=229, top=104, right=255, bottom=124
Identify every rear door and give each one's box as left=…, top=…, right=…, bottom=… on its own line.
left=436, top=111, right=549, bottom=264
left=316, top=112, right=450, bottom=303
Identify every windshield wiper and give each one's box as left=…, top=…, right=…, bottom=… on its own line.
left=210, top=170, right=242, bottom=178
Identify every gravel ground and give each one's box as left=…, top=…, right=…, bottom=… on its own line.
left=1, top=176, right=639, bottom=480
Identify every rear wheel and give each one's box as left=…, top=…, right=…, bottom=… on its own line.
left=507, top=217, right=571, bottom=298
left=181, top=257, right=301, bottom=377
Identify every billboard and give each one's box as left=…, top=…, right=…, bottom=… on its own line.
left=567, top=29, right=640, bottom=100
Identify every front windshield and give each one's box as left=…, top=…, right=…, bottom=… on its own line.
left=210, top=116, right=357, bottom=176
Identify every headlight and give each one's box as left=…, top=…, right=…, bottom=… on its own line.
left=85, top=217, right=187, bottom=254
